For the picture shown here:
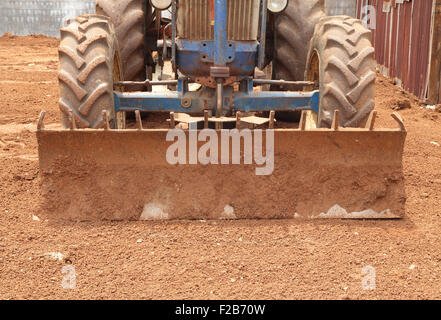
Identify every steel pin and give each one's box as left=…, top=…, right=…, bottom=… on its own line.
left=170, top=112, right=175, bottom=129
left=269, top=111, right=275, bottom=129
left=365, top=110, right=377, bottom=131
left=204, top=110, right=209, bottom=129
left=135, top=110, right=143, bottom=130
left=102, top=110, right=110, bottom=130
left=331, top=110, right=339, bottom=131
left=391, top=112, right=406, bottom=131
left=37, top=110, right=46, bottom=131
left=299, top=110, right=307, bottom=131
left=69, top=110, right=76, bottom=130
left=236, top=111, right=241, bottom=129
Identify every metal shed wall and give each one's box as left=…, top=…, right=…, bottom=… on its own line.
left=428, top=1, right=441, bottom=104
left=356, top=0, right=435, bottom=100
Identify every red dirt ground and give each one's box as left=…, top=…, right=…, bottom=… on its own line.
left=0, top=34, right=440, bottom=299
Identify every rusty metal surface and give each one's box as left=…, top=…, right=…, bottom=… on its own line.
left=409, top=0, right=433, bottom=99
left=428, top=1, right=441, bottom=104
left=357, top=0, right=433, bottom=100
left=36, top=112, right=407, bottom=221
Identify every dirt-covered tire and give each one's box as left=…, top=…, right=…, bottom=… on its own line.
left=305, top=16, right=376, bottom=128
left=272, top=0, right=326, bottom=121
left=58, top=14, right=123, bottom=128
left=96, top=0, right=147, bottom=84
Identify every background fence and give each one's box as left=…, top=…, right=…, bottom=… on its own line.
left=0, top=0, right=358, bottom=38
left=356, top=0, right=437, bottom=101
left=0, top=0, right=95, bottom=37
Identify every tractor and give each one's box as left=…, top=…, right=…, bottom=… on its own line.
left=36, top=0, right=406, bottom=220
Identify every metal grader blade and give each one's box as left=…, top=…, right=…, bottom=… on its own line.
left=36, top=110, right=407, bottom=221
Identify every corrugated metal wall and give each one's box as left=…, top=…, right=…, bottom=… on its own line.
left=428, top=1, right=441, bottom=104
left=356, top=0, right=435, bottom=100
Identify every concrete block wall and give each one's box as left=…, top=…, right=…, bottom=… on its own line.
left=0, top=0, right=95, bottom=37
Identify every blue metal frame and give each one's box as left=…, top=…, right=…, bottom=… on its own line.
left=114, top=0, right=321, bottom=117
left=171, top=0, right=177, bottom=72
left=175, top=0, right=260, bottom=78
left=176, top=39, right=258, bottom=77
left=114, top=78, right=319, bottom=114
left=214, top=0, right=228, bottom=66
left=114, top=90, right=319, bottom=114
left=257, top=0, right=268, bottom=70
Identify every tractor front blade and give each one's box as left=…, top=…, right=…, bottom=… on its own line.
left=37, top=112, right=406, bottom=221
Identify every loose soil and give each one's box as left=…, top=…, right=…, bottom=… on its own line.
left=0, top=34, right=440, bottom=299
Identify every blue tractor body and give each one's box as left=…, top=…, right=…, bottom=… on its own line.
left=113, top=0, right=319, bottom=118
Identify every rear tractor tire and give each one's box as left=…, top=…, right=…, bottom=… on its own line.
left=58, top=14, right=124, bottom=129
left=272, top=0, right=326, bottom=122
left=305, top=16, right=376, bottom=128
left=96, top=0, right=150, bottom=87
